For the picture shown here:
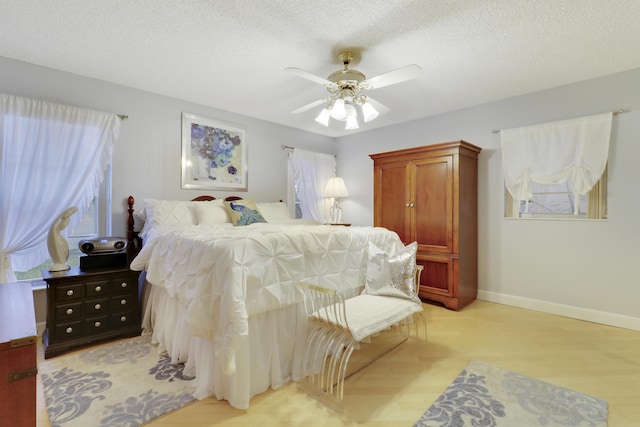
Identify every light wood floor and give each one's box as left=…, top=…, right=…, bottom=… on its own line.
left=37, top=300, right=640, bottom=426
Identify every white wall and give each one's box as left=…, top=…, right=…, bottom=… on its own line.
left=336, top=68, right=640, bottom=330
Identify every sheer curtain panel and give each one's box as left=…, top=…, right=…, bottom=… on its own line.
left=0, top=93, right=120, bottom=283
left=288, top=149, right=335, bottom=223
left=500, top=112, right=613, bottom=214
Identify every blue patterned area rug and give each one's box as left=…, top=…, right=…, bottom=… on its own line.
left=414, top=360, right=608, bottom=427
left=40, top=334, right=196, bottom=427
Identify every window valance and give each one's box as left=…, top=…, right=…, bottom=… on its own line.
left=500, top=112, right=613, bottom=214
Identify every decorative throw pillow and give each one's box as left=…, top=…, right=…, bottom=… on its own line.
left=223, top=199, right=267, bottom=226
left=363, top=241, right=420, bottom=302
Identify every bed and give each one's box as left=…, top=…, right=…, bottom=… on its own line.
left=126, top=195, right=405, bottom=409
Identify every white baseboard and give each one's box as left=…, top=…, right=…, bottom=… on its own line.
left=477, top=290, right=640, bottom=332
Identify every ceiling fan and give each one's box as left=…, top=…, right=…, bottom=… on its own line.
left=285, top=51, right=422, bottom=130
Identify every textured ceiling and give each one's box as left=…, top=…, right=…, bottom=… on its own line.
left=1, top=0, right=640, bottom=137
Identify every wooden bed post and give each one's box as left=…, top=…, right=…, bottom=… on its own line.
left=126, top=195, right=138, bottom=264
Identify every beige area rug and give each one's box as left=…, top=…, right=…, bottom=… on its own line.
left=39, top=334, right=195, bottom=427
left=414, top=360, right=608, bottom=427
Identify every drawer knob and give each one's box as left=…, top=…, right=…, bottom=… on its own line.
left=95, top=285, right=102, bottom=292
left=95, top=303, right=101, bottom=310
left=66, top=289, right=74, bottom=296
left=66, top=308, right=73, bottom=315
left=65, top=327, right=73, bottom=334
left=121, top=282, right=128, bottom=288
left=120, top=299, right=127, bottom=305
left=94, top=321, right=101, bottom=328
left=120, top=315, right=127, bottom=322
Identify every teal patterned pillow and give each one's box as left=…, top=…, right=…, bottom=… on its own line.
left=364, top=241, right=419, bottom=302
left=223, top=199, right=267, bottom=226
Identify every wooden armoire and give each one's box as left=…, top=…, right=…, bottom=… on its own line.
left=370, top=141, right=481, bottom=310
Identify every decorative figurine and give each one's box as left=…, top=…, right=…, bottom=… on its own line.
left=47, top=206, right=78, bottom=272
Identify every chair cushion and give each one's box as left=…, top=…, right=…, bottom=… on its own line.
left=313, top=294, right=423, bottom=342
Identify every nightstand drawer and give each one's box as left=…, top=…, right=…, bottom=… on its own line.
left=111, top=295, right=134, bottom=310
left=111, top=277, right=136, bottom=295
left=84, top=298, right=109, bottom=316
left=55, top=284, right=84, bottom=301
left=84, top=316, right=109, bottom=334
left=55, top=321, right=82, bottom=340
left=111, top=311, right=135, bottom=328
left=55, top=302, right=82, bottom=321
left=85, top=280, right=109, bottom=297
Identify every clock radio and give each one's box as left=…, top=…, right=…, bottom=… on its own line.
left=78, top=237, right=127, bottom=255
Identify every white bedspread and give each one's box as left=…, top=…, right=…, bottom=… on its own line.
left=130, top=223, right=403, bottom=378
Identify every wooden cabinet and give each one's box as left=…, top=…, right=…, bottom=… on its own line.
left=371, top=141, right=481, bottom=310
left=41, top=267, right=141, bottom=358
left=0, top=282, right=37, bottom=427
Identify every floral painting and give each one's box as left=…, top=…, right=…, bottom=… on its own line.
left=181, top=113, right=247, bottom=190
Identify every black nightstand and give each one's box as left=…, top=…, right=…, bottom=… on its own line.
left=41, top=266, right=141, bottom=358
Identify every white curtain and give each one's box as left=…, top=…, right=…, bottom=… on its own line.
left=500, top=112, right=613, bottom=214
left=288, top=148, right=335, bottom=223
left=0, top=93, right=120, bottom=283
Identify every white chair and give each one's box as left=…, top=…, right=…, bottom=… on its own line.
left=296, top=265, right=426, bottom=411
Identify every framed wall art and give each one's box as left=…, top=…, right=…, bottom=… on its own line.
left=181, top=113, right=247, bottom=190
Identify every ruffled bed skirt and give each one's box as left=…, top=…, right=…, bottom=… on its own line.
left=141, top=280, right=309, bottom=409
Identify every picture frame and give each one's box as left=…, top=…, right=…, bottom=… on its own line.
left=181, top=113, right=247, bottom=190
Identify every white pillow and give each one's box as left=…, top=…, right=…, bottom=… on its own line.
left=195, top=199, right=231, bottom=224
left=256, top=202, right=291, bottom=223
left=363, top=241, right=420, bottom=302
left=143, top=199, right=199, bottom=228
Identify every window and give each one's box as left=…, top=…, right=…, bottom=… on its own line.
left=14, top=166, right=112, bottom=281
left=286, top=149, right=335, bottom=223
left=505, top=167, right=607, bottom=220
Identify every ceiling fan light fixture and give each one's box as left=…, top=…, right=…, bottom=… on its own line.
left=287, top=50, right=422, bottom=131
left=330, top=98, right=346, bottom=120
left=361, top=100, right=379, bottom=122
left=314, top=107, right=331, bottom=126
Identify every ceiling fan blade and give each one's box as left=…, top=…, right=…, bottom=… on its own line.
left=364, top=64, right=423, bottom=90
left=365, top=97, right=390, bottom=115
left=291, top=98, right=329, bottom=114
left=285, top=67, right=332, bottom=85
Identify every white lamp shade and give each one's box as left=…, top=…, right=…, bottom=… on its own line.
left=345, top=115, right=359, bottom=129
left=330, top=98, right=346, bottom=120
left=344, top=103, right=359, bottom=129
left=324, top=176, right=349, bottom=198
left=361, top=101, right=379, bottom=122
left=315, top=108, right=331, bottom=126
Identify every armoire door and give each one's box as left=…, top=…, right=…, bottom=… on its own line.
left=411, top=156, right=454, bottom=254
left=373, top=161, right=411, bottom=243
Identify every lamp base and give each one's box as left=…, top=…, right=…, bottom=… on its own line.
left=329, top=202, right=342, bottom=224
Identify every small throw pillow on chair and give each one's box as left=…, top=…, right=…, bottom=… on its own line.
left=363, top=241, right=420, bottom=302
